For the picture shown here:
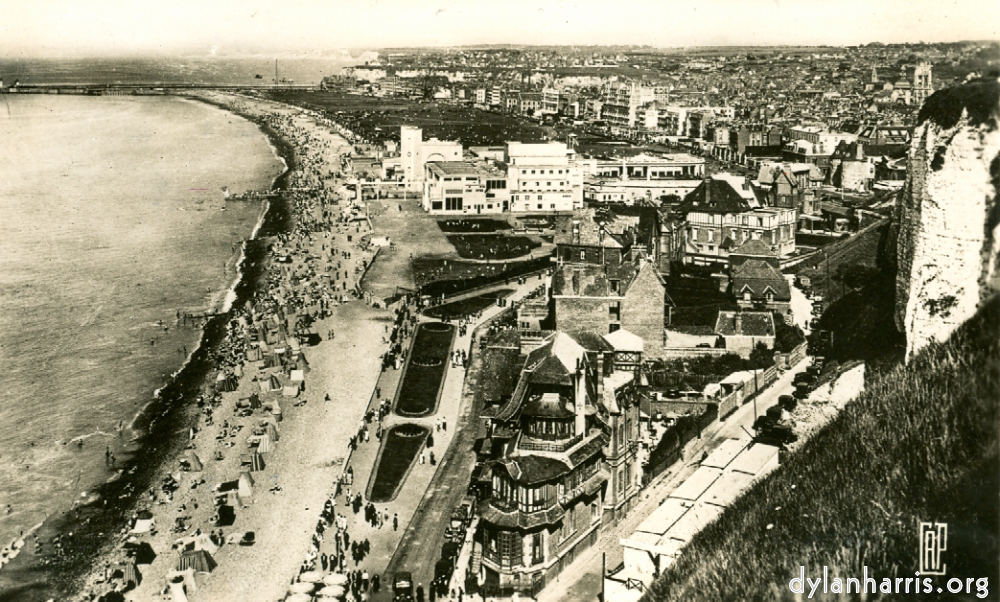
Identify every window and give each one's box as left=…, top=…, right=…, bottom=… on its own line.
left=431, top=201, right=443, bottom=210
left=445, top=197, right=463, bottom=211
left=580, top=251, right=586, bottom=261
left=550, top=204, right=556, bottom=209
left=547, top=182, right=551, bottom=186
left=691, top=227, right=698, bottom=241
left=531, top=533, right=543, bottom=565
left=609, top=323, right=620, bottom=333
left=744, top=290, right=752, bottom=301
left=537, top=204, right=543, bottom=209
left=609, top=301, right=621, bottom=320
left=708, top=230, right=714, bottom=242
left=537, top=195, right=543, bottom=201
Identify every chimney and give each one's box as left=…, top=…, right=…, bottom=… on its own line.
left=856, top=142, right=864, bottom=161
left=743, top=174, right=751, bottom=191
left=734, top=312, right=743, bottom=334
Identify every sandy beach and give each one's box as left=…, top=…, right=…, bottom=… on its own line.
left=65, top=92, right=402, bottom=602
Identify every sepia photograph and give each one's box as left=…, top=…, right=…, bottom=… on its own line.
left=0, top=1, right=997, bottom=601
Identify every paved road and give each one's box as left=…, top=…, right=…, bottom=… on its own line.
left=535, top=356, right=811, bottom=602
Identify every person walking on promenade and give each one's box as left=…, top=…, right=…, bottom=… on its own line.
left=393, top=513, right=398, bottom=531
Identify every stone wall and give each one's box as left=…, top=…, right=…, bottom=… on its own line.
left=894, top=78, right=1000, bottom=362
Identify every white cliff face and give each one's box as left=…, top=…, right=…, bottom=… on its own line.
left=895, top=80, right=1000, bottom=362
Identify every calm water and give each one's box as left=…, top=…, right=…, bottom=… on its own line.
left=0, top=56, right=362, bottom=87
left=0, top=94, right=284, bottom=563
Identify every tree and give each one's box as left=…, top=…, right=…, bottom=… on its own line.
left=748, top=341, right=773, bottom=369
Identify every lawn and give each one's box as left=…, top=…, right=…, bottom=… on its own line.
left=423, top=290, right=514, bottom=320
left=368, top=424, right=429, bottom=503
left=266, top=91, right=554, bottom=147
left=394, top=322, right=455, bottom=417
left=437, top=218, right=511, bottom=233
left=446, top=234, right=540, bottom=260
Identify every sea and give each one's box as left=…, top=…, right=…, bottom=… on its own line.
left=0, top=56, right=357, bottom=599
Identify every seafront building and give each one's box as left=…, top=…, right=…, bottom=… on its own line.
left=400, top=125, right=463, bottom=191
left=505, top=142, right=584, bottom=213
left=422, top=160, right=509, bottom=214
left=474, top=331, right=642, bottom=595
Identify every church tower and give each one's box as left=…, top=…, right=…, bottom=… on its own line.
left=914, top=62, right=933, bottom=105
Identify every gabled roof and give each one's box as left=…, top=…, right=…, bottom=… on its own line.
left=732, top=260, right=791, bottom=300
left=603, top=329, right=644, bottom=353
left=678, top=177, right=754, bottom=215
left=714, top=311, right=776, bottom=337
left=525, top=331, right=587, bottom=386
left=730, top=239, right=776, bottom=258
left=551, top=262, right=639, bottom=298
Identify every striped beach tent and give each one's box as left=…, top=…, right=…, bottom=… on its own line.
left=114, top=561, right=140, bottom=586
left=249, top=451, right=265, bottom=472
left=176, top=549, right=216, bottom=573
left=256, top=434, right=272, bottom=454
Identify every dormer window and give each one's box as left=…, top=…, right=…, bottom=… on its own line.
left=610, top=280, right=620, bottom=294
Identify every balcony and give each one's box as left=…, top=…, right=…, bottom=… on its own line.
left=518, top=434, right=582, bottom=453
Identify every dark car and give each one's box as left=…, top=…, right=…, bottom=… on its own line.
left=792, top=372, right=816, bottom=386
left=778, top=394, right=797, bottom=412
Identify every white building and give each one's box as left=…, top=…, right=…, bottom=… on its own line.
left=399, top=126, right=463, bottom=191
left=506, top=142, right=584, bottom=213
left=422, top=161, right=509, bottom=215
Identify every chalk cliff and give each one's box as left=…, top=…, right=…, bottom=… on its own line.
left=894, top=78, right=1000, bottom=362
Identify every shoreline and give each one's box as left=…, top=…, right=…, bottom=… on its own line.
left=0, top=94, right=299, bottom=602
left=68, top=91, right=388, bottom=602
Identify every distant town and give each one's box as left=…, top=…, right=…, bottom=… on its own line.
left=8, top=39, right=996, bottom=602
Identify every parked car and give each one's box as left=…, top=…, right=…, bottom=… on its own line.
left=778, top=394, right=797, bottom=412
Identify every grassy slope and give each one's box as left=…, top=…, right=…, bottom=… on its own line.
left=647, top=296, right=1000, bottom=601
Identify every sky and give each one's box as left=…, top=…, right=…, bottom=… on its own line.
left=0, top=0, right=997, bottom=57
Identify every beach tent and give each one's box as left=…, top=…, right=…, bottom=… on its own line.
left=181, top=452, right=203, bottom=472
left=256, top=434, right=272, bottom=454
left=246, top=346, right=264, bottom=363
left=215, top=372, right=239, bottom=392
left=282, top=384, right=301, bottom=397
left=294, top=353, right=311, bottom=373
left=131, top=515, right=156, bottom=535
left=289, top=369, right=305, bottom=383
left=237, top=472, right=254, bottom=500
left=120, top=560, right=141, bottom=586
left=264, top=421, right=279, bottom=441
left=286, top=594, right=313, bottom=602
left=176, top=549, right=216, bottom=574
left=193, top=533, right=219, bottom=555
left=263, top=352, right=282, bottom=369
left=249, top=452, right=266, bottom=472
left=168, top=581, right=189, bottom=602
left=270, top=401, right=283, bottom=422
left=124, top=540, right=157, bottom=565
left=249, top=394, right=263, bottom=410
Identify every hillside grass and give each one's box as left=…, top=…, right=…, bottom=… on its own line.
left=647, top=296, right=1000, bottom=602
